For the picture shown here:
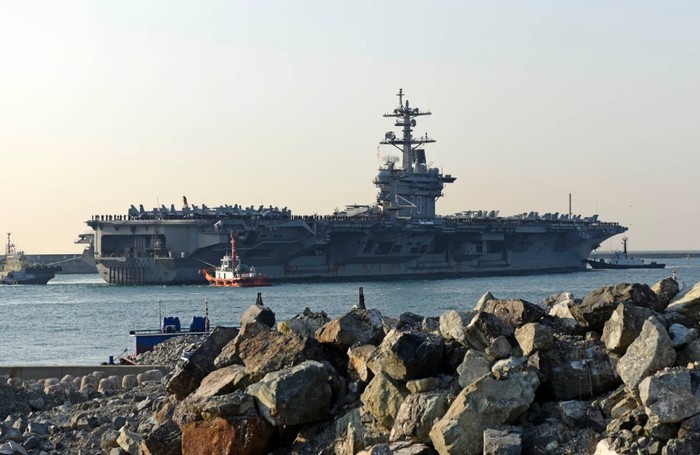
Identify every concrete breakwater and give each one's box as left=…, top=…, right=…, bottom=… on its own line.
left=4, top=279, right=700, bottom=454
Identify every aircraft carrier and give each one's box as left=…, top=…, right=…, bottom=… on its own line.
left=86, top=90, right=626, bottom=284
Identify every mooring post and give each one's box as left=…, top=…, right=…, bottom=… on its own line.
left=256, top=292, right=264, bottom=306
left=358, top=287, right=366, bottom=309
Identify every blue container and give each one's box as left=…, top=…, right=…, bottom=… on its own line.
left=189, top=316, right=207, bottom=332
left=162, top=316, right=181, bottom=333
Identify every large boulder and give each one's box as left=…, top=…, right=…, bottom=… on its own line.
left=651, top=277, right=680, bottom=309
left=475, top=298, right=545, bottom=329
left=181, top=415, right=273, bottom=455
left=233, top=330, right=331, bottom=378
left=367, top=329, right=445, bottom=381
left=543, top=335, right=618, bottom=400
left=456, top=350, right=492, bottom=389
left=482, top=427, right=522, bottom=455
left=570, top=283, right=660, bottom=332
left=360, top=371, right=410, bottom=429
left=390, top=392, right=450, bottom=443
left=545, top=293, right=582, bottom=332
left=666, top=282, right=700, bottom=323
left=462, top=312, right=513, bottom=351
left=214, top=321, right=270, bottom=368
left=514, top=322, right=553, bottom=356
left=429, top=369, right=539, bottom=455
left=278, top=308, right=330, bottom=338
left=638, top=369, right=700, bottom=424
left=438, top=311, right=474, bottom=345
left=166, top=326, right=239, bottom=399
left=348, top=344, right=376, bottom=382
left=172, top=365, right=255, bottom=426
left=601, top=303, right=658, bottom=355
left=246, top=360, right=332, bottom=426
left=239, top=298, right=276, bottom=328
left=616, top=317, right=676, bottom=393
left=316, top=308, right=384, bottom=351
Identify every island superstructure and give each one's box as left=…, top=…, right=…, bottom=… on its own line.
left=85, top=90, right=626, bottom=284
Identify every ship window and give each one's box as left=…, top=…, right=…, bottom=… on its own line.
left=476, top=244, right=483, bottom=253
left=363, top=240, right=375, bottom=253
left=418, top=245, right=428, bottom=254
left=391, top=244, right=402, bottom=255
left=410, top=247, right=420, bottom=254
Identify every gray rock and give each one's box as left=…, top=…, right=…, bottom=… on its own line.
left=638, top=369, right=700, bottom=423
left=482, top=427, right=522, bottom=455
left=0, top=441, right=28, bottom=455
left=559, top=400, right=589, bottom=429
left=367, top=329, right=444, bottom=381
left=233, top=330, right=331, bottom=378
left=214, top=321, right=270, bottom=368
left=514, top=322, right=553, bottom=356
left=475, top=298, right=545, bottom=329
left=0, top=427, right=22, bottom=443
left=602, top=303, right=658, bottom=354
left=617, top=317, right=676, bottom=393
left=485, top=336, right=512, bottom=360
left=683, top=339, right=700, bottom=363
left=438, top=310, right=473, bottom=345
left=421, top=317, right=440, bottom=334
left=27, top=397, right=44, bottom=411
left=405, top=376, right=450, bottom=394
left=429, top=369, right=539, bottom=455
left=315, top=308, right=385, bottom=351
left=360, top=371, right=410, bottom=430
left=476, top=291, right=496, bottom=308
left=348, top=344, right=376, bottom=382
left=668, top=323, right=698, bottom=349
left=165, top=326, right=239, bottom=399
left=117, top=427, right=142, bottom=455
left=240, top=300, right=276, bottom=328
left=665, top=281, right=700, bottom=323
left=571, top=283, right=660, bottom=332
left=26, top=422, right=48, bottom=436
left=100, top=429, right=120, bottom=452
left=387, top=441, right=437, bottom=455
left=247, top=360, right=331, bottom=426
left=199, top=390, right=256, bottom=419
left=390, top=392, right=449, bottom=443
left=651, top=277, right=680, bottom=309
left=545, top=335, right=618, bottom=400
left=462, top=312, right=513, bottom=351
left=457, top=350, right=492, bottom=389
left=491, top=357, right=528, bottom=379
left=277, top=308, right=330, bottom=338
left=21, top=435, right=39, bottom=451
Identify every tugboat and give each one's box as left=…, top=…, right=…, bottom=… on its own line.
left=201, top=234, right=271, bottom=287
left=585, top=237, right=665, bottom=269
left=0, top=233, right=62, bottom=284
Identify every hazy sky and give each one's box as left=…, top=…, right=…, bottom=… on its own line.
left=2, top=1, right=699, bottom=253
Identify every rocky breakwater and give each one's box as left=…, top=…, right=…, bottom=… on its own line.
left=5, top=277, right=700, bottom=454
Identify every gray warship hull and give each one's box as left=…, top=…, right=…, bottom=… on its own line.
left=89, top=216, right=624, bottom=284
left=87, top=90, right=626, bottom=285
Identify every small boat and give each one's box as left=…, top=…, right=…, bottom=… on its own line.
left=1, top=233, right=62, bottom=284
left=585, top=237, right=665, bottom=270
left=125, top=300, right=212, bottom=357
left=200, top=234, right=272, bottom=287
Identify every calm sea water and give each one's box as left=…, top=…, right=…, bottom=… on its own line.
left=1, top=257, right=699, bottom=365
